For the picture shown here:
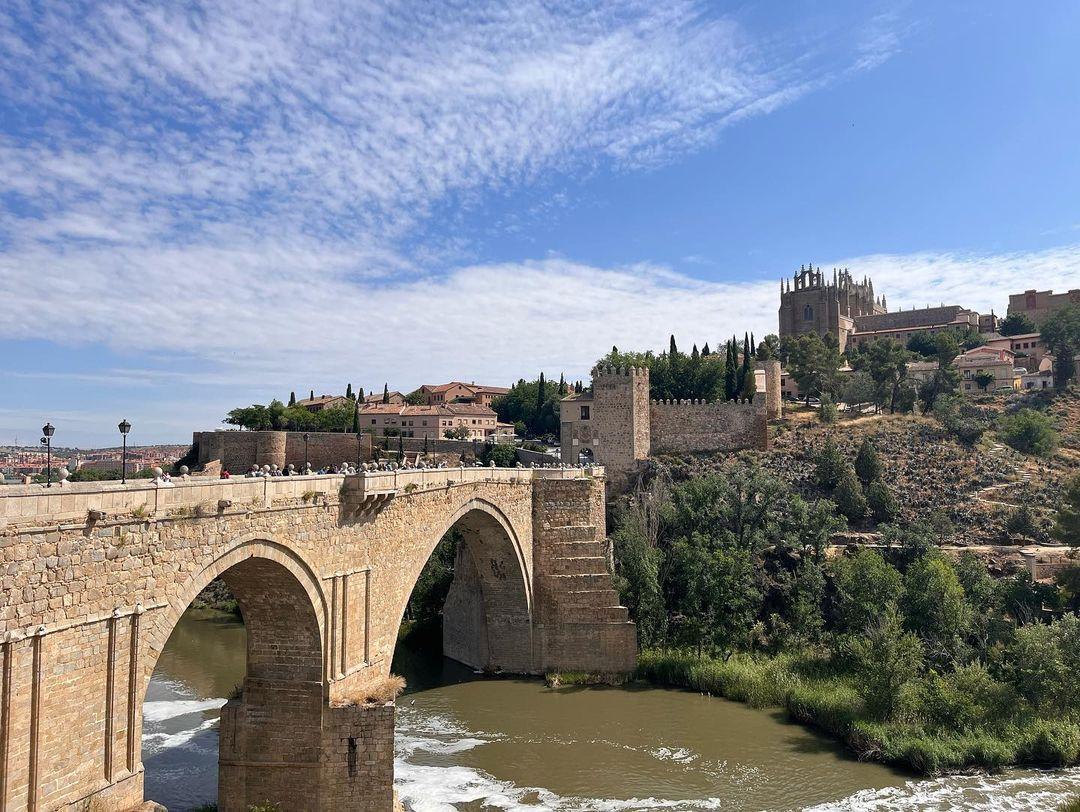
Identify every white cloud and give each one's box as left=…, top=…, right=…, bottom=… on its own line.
left=0, top=0, right=918, bottom=444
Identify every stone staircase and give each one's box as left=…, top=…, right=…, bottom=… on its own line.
left=540, top=524, right=629, bottom=625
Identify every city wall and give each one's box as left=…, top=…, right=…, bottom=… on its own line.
left=649, top=399, right=769, bottom=453
left=193, top=430, right=372, bottom=473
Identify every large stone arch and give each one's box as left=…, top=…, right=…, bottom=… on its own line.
left=395, top=497, right=535, bottom=673
left=141, top=536, right=331, bottom=812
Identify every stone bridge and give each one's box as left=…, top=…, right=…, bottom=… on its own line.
left=0, top=466, right=635, bottom=811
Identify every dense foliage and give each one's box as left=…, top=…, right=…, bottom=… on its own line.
left=615, top=462, right=1080, bottom=773
left=225, top=399, right=357, bottom=432
left=492, top=374, right=564, bottom=438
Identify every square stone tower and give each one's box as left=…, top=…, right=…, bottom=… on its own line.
left=590, top=365, right=651, bottom=487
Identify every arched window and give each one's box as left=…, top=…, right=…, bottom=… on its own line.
left=803, top=304, right=814, bottom=322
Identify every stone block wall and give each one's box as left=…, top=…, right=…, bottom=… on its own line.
left=194, top=430, right=371, bottom=473
left=590, top=366, right=650, bottom=488
left=649, top=399, right=768, bottom=454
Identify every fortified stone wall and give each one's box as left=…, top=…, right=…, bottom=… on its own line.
left=194, top=430, right=372, bottom=472
left=649, top=400, right=768, bottom=453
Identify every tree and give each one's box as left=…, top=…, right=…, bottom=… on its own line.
left=358, top=387, right=365, bottom=402
left=724, top=340, right=738, bottom=401
left=906, top=331, right=939, bottom=358
left=974, top=370, right=995, bottom=391
left=843, top=371, right=879, bottom=413
left=288, top=391, right=296, bottom=407
left=346, top=383, right=354, bottom=400
left=382, top=384, right=390, bottom=404
left=444, top=426, right=469, bottom=440
left=999, top=312, right=1037, bottom=336
left=1053, top=474, right=1080, bottom=546
left=814, top=437, right=846, bottom=491
left=829, top=548, right=903, bottom=633
left=351, top=400, right=359, bottom=433
left=852, top=338, right=910, bottom=413
left=846, top=608, right=924, bottom=720
left=919, top=365, right=961, bottom=414
left=536, top=372, right=547, bottom=417
left=1041, top=303, right=1080, bottom=388
left=788, top=333, right=842, bottom=404
left=834, top=467, right=868, bottom=522
left=997, top=409, right=1059, bottom=457
left=867, top=479, right=899, bottom=523
left=558, top=373, right=567, bottom=396
left=403, top=389, right=426, bottom=405
left=854, top=440, right=883, bottom=486
left=903, top=553, right=970, bottom=667
left=756, top=334, right=781, bottom=362
left=309, top=389, right=315, bottom=400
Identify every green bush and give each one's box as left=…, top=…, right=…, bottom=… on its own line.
left=916, top=664, right=1016, bottom=733
left=997, top=408, right=1059, bottom=457
left=1016, top=719, right=1080, bottom=766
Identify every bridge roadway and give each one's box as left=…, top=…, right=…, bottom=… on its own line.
left=0, top=466, right=636, bottom=811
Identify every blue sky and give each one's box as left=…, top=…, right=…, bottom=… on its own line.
left=1, top=0, right=1079, bottom=447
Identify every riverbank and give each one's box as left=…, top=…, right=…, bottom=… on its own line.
left=637, top=649, right=1080, bottom=776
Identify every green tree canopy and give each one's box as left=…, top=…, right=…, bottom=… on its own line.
left=1040, top=303, right=1080, bottom=387
left=998, top=312, right=1037, bottom=336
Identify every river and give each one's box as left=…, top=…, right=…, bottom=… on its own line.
left=143, top=611, right=1080, bottom=811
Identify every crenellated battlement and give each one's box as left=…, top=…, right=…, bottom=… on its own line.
left=650, top=398, right=764, bottom=408
left=591, top=365, right=650, bottom=379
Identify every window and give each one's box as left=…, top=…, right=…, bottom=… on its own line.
left=371, top=419, right=376, bottom=425
left=803, top=304, right=814, bottom=322
left=580, top=405, right=590, bottom=420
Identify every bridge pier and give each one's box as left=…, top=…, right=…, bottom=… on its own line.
left=218, top=687, right=393, bottom=812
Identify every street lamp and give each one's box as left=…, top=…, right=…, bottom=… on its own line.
left=303, top=433, right=310, bottom=473
left=40, top=422, right=55, bottom=488
left=118, top=419, right=132, bottom=483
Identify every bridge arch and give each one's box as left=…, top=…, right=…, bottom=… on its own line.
left=395, top=496, right=535, bottom=673
left=142, top=536, right=330, bottom=811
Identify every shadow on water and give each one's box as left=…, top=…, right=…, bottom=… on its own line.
left=392, top=619, right=480, bottom=694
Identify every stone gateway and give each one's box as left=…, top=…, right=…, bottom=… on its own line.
left=0, top=467, right=634, bottom=811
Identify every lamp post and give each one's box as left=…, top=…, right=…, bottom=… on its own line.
left=303, top=433, right=310, bottom=473
left=118, top=419, right=131, bottom=483
left=40, top=422, right=55, bottom=487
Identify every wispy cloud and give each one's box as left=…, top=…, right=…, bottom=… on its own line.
left=0, top=1, right=913, bottom=444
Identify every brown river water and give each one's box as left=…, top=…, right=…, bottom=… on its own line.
left=143, top=611, right=1080, bottom=811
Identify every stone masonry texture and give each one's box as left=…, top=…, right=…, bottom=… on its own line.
left=0, top=467, right=635, bottom=811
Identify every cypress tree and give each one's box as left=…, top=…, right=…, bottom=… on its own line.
left=855, top=439, right=883, bottom=487
left=702, top=342, right=711, bottom=356
left=351, top=400, right=359, bottom=433
left=358, top=387, right=365, bottom=402
left=398, top=432, right=404, bottom=456
left=537, top=372, right=547, bottom=420
left=740, top=333, right=752, bottom=400
left=310, top=389, right=315, bottom=401
left=346, top=383, right=354, bottom=400
left=750, top=333, right=756, bottom=356
left=558, top=373, right=567, bottom=396
left=724, top=340, right=738, bottom=401
left=382, top=383, right=390, bottom=404
left=691, top=344, right=700, bottom=361
left=669, top=334, right=678, bottom=357
left=288, top=391, right=296, bottom=407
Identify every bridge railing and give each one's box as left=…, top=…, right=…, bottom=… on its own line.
left=0, top=466, right=602, bottom=527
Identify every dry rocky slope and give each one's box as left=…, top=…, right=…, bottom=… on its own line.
left=657, top=390, right=1080, bottom=552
